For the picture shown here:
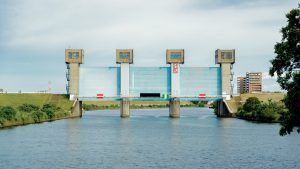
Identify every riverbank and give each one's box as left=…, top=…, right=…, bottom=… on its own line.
left=0, top=94, right=73, bottom=128
left=226, top=93, right=285, bottom=113
left=228, top=93, right=286, bottom=123
left=82, top=101, right=207, bottom=111
left=0, top=94, right=209, bottom=128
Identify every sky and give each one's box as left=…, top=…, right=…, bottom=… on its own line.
left=0, top=0, right=299, bottom=94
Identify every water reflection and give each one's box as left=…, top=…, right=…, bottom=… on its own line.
left=0, top=108, right=299, bottom=169
left=66, top=118, right=81, bottom=153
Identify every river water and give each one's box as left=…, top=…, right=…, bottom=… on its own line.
left=0, top=108, right=299, bottom=169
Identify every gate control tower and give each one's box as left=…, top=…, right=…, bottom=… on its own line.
left=166, top=49, right=184, bottom=118
left=215, top=49, right=235, bottom=100
left=116, top=49, right=133, bottom=118
left=65, top=49, right=84, bottom=100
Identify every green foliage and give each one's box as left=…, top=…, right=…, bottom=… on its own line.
left=211, top=102, right=218, bottom=115
left=198, top=103, right=205, bottom=107
left=0, top=106, right=17, bottom=120
left=242, top=97, right=261, bottom=113
left=41, top=104, right=60, bottom=119
left=191, top=101, right=207, bottom=107
left=0, top=94, right=74, bottom=128
left=279, top=74, right=300, bottom=135
left=18, top=104, right=40, bottom=112
left=269, top=4, right=300, bottom=135
left=191, top=101, right=199, bottom=105
left=237, top=97, right=284, bottom=123
left=32, top=110, right=45, bottom=123
left=0, top=117, right=5, bottom=125
left=83, top=104, right=98, bottom=111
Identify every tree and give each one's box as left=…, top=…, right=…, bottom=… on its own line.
left=0, top=106, right=17, bottom=120
left=269, top=4, right=300, bottom=135
left=242, top=97, right=261, bottom=113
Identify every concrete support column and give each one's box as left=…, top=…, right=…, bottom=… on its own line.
left=221, top=63, right=232, bottom=100
left=169, top=63, right=181, bottom=118
left=116, top=49, right=133, bottom=118
left=65, top=49, right=84, bottom=101
left=120, top=99, right=130, bottom=118
left=120, top=63, right=130, bottom=118
left=69, top=63, right=80, bottom=100
left=216, top=100, right=231, bottom=117
left=169, top=98, right=180, bottom=118
left=216, top=100, right=223, bottom=117
left=71, top=99, right=83, bottom=118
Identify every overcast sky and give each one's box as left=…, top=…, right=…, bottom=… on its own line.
left=0, top=0, right=298, bottom=93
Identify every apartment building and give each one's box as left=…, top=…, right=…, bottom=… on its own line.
left=237, top=72, right=262, bottom=94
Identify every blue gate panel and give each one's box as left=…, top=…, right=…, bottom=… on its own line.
left=129, top=67, right=171, bottom=97
left=79, top=67, right=120, bottom=98
left=180, top=67, right=221, bottom=97
left=78, top=66, right=221, bottom=100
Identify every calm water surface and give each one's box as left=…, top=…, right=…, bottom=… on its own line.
left=0, top=108, right=299, bottom=169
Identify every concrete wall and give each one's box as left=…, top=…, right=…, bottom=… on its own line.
left=71, top=100, right=82, bottom=117
left=69, top=63, right=79, bottom=97
left=121, top=63, right=130, bottom=97
left=221, top=63, right=231, bottom=99
left=171, top=63, right=180, bottom=97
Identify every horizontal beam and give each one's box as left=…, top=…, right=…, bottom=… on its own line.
left=78, top=96, right=223, bottom=101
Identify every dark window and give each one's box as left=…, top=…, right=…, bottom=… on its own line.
left=140, top=93, right=160, bottom=97
left=170, top=52, right=181, bottom=59
left=120, top=52, right=130, bottom=59
left=221, top=52, right=232, bottom=59
left=68, top=52, right=79, bottom=59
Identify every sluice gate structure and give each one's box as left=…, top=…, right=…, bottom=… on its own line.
left=65, top=49, right=235, bottom=118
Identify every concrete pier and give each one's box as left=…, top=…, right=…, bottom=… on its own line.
left=169, top=98, right=180, bottom=118
left=216, top=100, right=232, bottom=117
left=71, top=99, right=83, bottom=117
left=120, top=99, right=130, bottom=118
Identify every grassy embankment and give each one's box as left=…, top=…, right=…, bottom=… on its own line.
left=226, top=93, right=285, bottom=113
left=0, top=94, right=73, bottom=128
left=226, top=93, right=286, bottom=122
left=0, top=94, right=208, bottom=128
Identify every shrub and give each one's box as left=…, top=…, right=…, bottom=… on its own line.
left=18, top=104, right=40, bottom=112
left=242, top=97, right=261, bottom=113
left=0, top=117, right=5, bottom=125
left=191, top=101, right=199, bottom=105
left=237, top=97, right=284, bottom=122
left=41, top=104, right=59, bottom=119
left=198, top=103, right=205, bottom=107
left=0, top=106, right=17, bottom=120
left=82, top=104, right=99, bottom=111
left=32, top=110, right=45, bottom=122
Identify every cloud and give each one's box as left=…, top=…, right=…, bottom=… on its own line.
left=0, top=0, right=298, bottom=92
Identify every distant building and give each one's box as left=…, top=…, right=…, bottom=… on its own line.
left=237, top=77, right=246, bottom=94
left=246, top=72, right=262, bottom=93
left=237, top=72, right=262, bottom=94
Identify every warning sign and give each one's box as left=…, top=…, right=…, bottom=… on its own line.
left=96, top=93, right=104, bottom=100
left=198, top=94, right=206, bottom=100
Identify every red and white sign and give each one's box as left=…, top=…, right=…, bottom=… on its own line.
left=198, top=94, right=206, bottom=100
left=173, top=63, right=178, bottom=73
left=96, top=93, right=104, bottom=100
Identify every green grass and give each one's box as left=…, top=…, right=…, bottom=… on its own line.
left=0, top=94, right=73, bottom=128
left=0, top=94, right=73, bottom=109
